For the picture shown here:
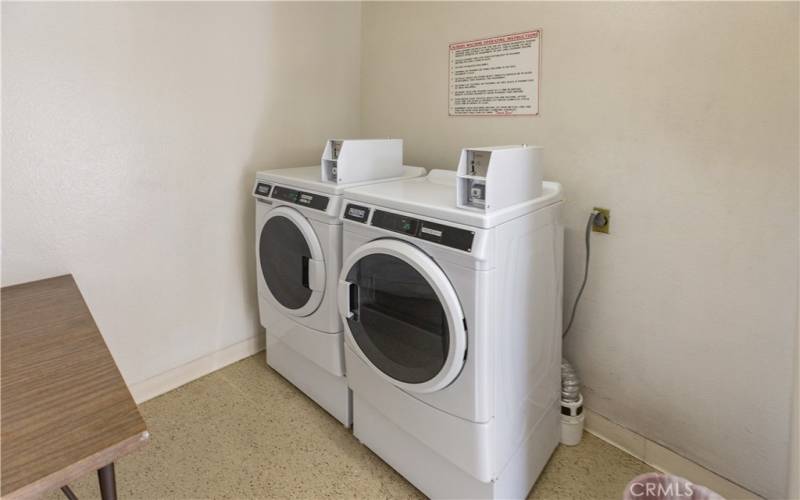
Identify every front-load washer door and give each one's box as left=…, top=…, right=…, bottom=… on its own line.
left=258, top=206, right=325, bottom=317
left=338, top=239, right=466, bottom=394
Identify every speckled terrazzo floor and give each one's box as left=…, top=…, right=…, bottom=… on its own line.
left=44, top=354, right=653, bottom=500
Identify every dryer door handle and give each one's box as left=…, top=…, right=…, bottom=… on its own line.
left=338, top=280, right=359, bottom=321
left=307, top=258, right=325, bottom=291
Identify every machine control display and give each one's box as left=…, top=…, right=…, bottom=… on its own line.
left=254, top=182, right=272, bottom=197
left=371, top=210, right=474, bottom=252
left=344, top=204, right=370, bottom=223
left=271, top=186, right=329, bottom=211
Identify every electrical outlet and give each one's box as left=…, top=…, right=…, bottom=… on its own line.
left=592, top=207, right=610, bottom=234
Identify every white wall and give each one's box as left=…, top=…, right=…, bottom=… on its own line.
left=1, top=2, right=362, bottom=385
left=359, top=2, right=798, bottom=498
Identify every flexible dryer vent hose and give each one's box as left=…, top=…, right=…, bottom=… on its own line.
left=561, top=358, right=581, bottom=403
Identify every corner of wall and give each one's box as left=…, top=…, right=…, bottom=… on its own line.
left=790, top=255, right=800, bottom=498
left=357, top=0, right=369, bottom=137
left=129, top=336, right=266, bottom=404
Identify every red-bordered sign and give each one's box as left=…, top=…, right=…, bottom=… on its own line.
left=448, top=30, right=541, bottom=117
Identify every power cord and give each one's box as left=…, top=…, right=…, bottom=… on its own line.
left=562, top=210, right=604, bottom=338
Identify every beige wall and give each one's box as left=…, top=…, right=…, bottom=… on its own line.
left=360, top=2, right=798, bottom=497
left=1, top=2, right=362, bottom=384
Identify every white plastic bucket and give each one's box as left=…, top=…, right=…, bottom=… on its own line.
left=560, top=393, right=584, bottom=446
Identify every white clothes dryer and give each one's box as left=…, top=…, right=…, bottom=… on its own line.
left=337, top=170, right=564, bottom=498
left=253, top=165, right=425, bottom=426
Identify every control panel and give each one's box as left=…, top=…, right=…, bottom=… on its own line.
left=370, top=210, right=474, bottom=252
left=253, top=182, right=272, bottom=198
left=271, top=186, right=329, bottom=211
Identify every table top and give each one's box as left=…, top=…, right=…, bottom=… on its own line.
left=1, top=275, right=148, bottom=499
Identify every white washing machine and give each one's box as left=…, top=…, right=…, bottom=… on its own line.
left=253, top=165, right=426, bottom=426
left=337, top=169, right=564, bottom=498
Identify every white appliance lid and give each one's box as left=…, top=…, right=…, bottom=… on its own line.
left=342, top=169, right=564, bottom=229
left=255, top=165, right=426, bottom=196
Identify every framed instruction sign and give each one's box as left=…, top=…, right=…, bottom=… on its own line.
left=449, top=30, right=540, bottom=116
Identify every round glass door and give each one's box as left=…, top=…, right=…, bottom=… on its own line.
left=259, top=207, right=325, bottom=317
left=339, top=239, right=466, bottom=393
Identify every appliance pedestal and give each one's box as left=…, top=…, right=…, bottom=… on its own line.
left=266, top=333, right=351, bottom=427
left=353, top=393, right=559, bottom=499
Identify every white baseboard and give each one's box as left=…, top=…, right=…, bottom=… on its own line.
left=584, top=409, right=761, bottom=500
left=129, top=336, right=265, bottom=404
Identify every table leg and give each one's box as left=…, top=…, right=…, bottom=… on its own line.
left=97, top=463, right=117, bottom=500
left=61, top=485, right=78, bottom=500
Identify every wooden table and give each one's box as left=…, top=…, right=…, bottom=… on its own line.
left=1, top=275, right=149, bottom=500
